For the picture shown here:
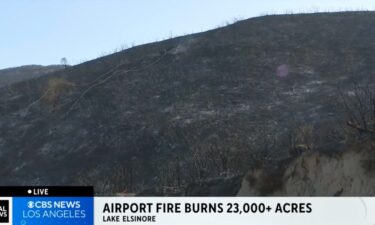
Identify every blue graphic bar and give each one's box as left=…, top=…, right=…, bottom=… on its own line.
left=13, top=197, right=93, bottom=225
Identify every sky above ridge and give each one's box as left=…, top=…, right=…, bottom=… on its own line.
left=1, top=0, right=375, bottom=69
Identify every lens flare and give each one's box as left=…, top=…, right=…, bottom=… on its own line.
left=276, top=64, right=289, bottom=77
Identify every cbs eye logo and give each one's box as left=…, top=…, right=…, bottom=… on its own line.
left=0, top=200, right=9, bottom=223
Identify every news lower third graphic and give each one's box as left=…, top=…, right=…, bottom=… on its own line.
left=2, top=187, right=375, bottom=225
left=0, top=186, right=93, bottom=225
left=94, top=197, right=375, bottom=225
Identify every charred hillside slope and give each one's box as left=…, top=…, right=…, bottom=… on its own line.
left=1, top=11, right=375, bottom=194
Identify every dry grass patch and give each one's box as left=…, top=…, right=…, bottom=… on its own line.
left=42, top=78, right=75, bottom=110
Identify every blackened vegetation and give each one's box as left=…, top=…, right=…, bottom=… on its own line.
left=339, top=85, right=375, bottom=138
left=1, top=12, right=375, bottom=195
left=184, top=175, right=243, bottom=196
left=339, top=86, right=375, bottom=175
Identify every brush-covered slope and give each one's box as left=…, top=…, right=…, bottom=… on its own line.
left=1, top=11, right=375, bottom=194
left=0, top=65, right=64, bottom=87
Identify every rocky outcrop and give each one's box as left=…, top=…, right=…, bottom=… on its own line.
left=237, top=141, right=375, bottom=196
